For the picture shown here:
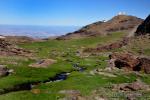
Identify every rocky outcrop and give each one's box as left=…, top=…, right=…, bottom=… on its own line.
left=135, top=15, right=150, bottom=36
left=84, top=37, right=129, bottom=52
left=108, top=53, right=150, bottom=73
left=0, top=38, right=32, bottom=56
left=57, top=15, right=143, bottom=39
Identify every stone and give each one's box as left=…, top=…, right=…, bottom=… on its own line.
left=126, top=93, right=142, bottom=100
left=0, top=65, right=9, bottom=77
left=138, top=57, right=150, bottom=74
left=29, top=59, right=57, bottom=68
left=109, top=53, right=140, bottom=71
left=31, top=89, right=41, bottom=94
left=113, top=79, right=149, bottom=91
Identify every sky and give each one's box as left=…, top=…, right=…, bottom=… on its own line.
left=0, top=0, right=149, bottom=26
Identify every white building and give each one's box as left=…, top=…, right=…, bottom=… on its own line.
left=0, top=35, right=6, bottom=39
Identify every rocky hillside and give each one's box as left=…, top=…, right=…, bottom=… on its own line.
left=135, top=15, right=150, bottom=36
left=57, top=15, right=143, bottom=39
left=0, top=38, right=32, bottom=56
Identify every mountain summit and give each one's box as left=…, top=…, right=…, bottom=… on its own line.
left=57, top=15, right=143, bottom=39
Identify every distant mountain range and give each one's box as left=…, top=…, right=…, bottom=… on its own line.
left=0, top=25, right=80, bottom=38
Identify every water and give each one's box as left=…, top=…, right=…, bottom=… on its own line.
left=0, top=25, right=80, bottom=38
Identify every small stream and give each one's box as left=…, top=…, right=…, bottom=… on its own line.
left=0, top=63, right=85, bottom=95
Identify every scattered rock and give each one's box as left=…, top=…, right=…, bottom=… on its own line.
left=59, top=90, right=84, bottom=100
left=126, top=93, right=142, bottom=100
left=113, top=79, right=150, bottom=91
left=29, top=59, right=57, bottom=68
left=0, top=38, right=32, bottom=56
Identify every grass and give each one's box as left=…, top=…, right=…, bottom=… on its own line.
left=0, top=32, right=149, bottom=100
left=125, top=35, right=150, bottom=56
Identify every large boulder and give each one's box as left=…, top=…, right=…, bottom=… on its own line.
left=108, top=53, right=150, bottom=73
left=135, top=15, right=150, bottom=36
left=0, top=65, right=9, bottom=77
left=109, top=53, right=140, bottom=71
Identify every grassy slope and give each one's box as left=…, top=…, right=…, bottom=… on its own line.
left=0, top=32, right=149, bottom=100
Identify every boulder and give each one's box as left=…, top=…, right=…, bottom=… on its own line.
left=0, top=65, right=9, bottom=77
left=108, top=53, right=150, bottom=73
left=109, top=53, right=140, bottom=71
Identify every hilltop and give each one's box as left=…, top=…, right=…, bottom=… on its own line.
left=57, top=15, right=143, bottom=39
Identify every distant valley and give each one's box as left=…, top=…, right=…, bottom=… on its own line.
left=0, top=25, right=80, bottom=38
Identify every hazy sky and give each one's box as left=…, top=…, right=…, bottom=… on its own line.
left=0, top=0, right=149, bottom=26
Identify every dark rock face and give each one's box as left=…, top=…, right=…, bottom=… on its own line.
left=0, top=65, right=9, bottom=77
left=135, top=15, right=150, bottom=36
left=109, top=53, right=150, bottom=73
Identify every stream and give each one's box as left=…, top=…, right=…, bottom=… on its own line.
left=0, top=63, right=85, bottom=95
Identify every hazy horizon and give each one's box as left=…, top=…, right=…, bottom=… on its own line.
left=0, top=24, right=80, bottom=38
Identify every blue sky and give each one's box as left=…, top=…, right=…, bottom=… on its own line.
left=0, top=0, right=149, bottom=26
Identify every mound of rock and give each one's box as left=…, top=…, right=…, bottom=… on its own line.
left=29, top=59, right=57, bottom=68
left=108, top=53, right=150, bottom=73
